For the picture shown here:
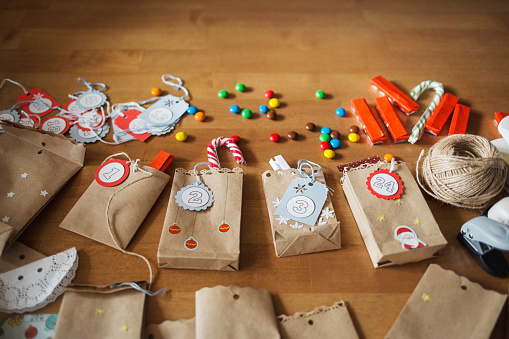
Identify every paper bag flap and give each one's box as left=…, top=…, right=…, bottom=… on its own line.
left=0, top=223, right=14, bottom=255
left=65, top=281, right=148, bottom=294
left=0, top=242, right=46, bottom=273
left=145, top=318, right=195, bottom=339
left=276, top=223, right=341, bottom=257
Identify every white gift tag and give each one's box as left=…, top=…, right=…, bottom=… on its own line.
left=175, top=162, right=214, bottom=211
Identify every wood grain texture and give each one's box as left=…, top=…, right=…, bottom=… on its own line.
left=1, top=0, right=508, bottom=337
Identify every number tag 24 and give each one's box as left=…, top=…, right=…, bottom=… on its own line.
left=366, top=169, right=403, bottom=200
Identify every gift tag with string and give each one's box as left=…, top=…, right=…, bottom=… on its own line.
left=0, top=109, right=20, bottom=123
left=275, top=160, right=329, bottom=226
left=175, top=162, right=215, bottom=212
left=72, top=78, right=108, bottom=111
left=40, top=116, right=72, bottom=134
left=113, top=105, right=152, bottom=142
left=69, top=123, right=110, bottom=143
left=17, top=88, right=60, bottom=117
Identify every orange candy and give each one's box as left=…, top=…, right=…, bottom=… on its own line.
left=194, top=112, right=206, bottom=121
left=151, top=87, right=162, bottom=96
left=384, top=153, right=395, bottom=162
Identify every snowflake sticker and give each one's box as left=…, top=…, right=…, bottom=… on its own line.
left=276, top=216, right=290, bottom=225
left=272, top=197, right=281, bottom=208
left=317, top=217, right=327, bottom=226
left=290, top=221, right=303, bottom=229
left=320, top=207, right=334, bottom=219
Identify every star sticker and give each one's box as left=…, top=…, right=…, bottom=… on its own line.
left=320, top=207, right=334, bottom=219
left=272, top=197, right=281, bottom=208
left=121, top=324, right=129, bottom=332
left=413, top=218, right=421, bottom=225
left=290, top=221, right=303, bottom=229
left=377, top=215, right=386, bottom=222
left=7, top=192, right=15, bottom=198
left=294, top=184, right=307, bottom=194
left=421, top=293, right=431, bottom=302
left=395, top=198, right=402, bottom=205
left=2, top=216, right=10, bottom=223
left=96, top=308, right=105, bottom=315
left=20, top=172, right=28, bottom=179
left=40, top=190, right=49, bottom=197
left=276, top=216, right=290, bottom=225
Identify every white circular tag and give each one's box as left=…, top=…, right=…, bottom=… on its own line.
left=181, top=186, right=210, bottom=208
left=129, top=118, right=147, bottom=134
left=148, top=107, right=173, bottom=124
left=41, top=117, right=70, bottom=134
left=78, top=92, right=104, bottom=109
left=286, top=195, right=315, bottom=218
left=95, top=159, right=129, bottom=187
left=369, top=172, right=399, bottom=197
left=29, top=97, right=52, bottom=114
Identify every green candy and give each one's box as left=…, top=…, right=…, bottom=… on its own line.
left=241, top=109, right=252, bottom=119
left=315, top=90, right=325, bottom=99
left=319, top=133, right=331, bottom=142
left=218, top=90, right=228, bottom=98
left=235, top=83, right=246, bottom=92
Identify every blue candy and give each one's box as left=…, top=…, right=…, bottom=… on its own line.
left=330, top=138, right=341, bottom=149
left=335, top=107, right=346, bottom=117
left=259, top=104, right=269, bottom=114
left=187, top=106, right=198, bottom=115
left=229, top=105, right=241, bottom=114
left=320, top=127, right=332, bottom=134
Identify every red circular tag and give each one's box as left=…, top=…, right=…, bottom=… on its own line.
left=366, top=169, right=403, bottom=200
left=95, top=159, right=129, bottom=187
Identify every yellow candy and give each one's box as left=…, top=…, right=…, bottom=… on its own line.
left=348, top=132, right=360, bottom=142
left=268, top=98, right=280, bottom=108
left=175, top=131, right=187, bottom=142
left=384, top=153, right=395, bottom=162
left=324, top=149, right=335, bottom=159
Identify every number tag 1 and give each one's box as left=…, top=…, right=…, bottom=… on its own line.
left=366, top=169, right=403, bottom=200
left=175, top=162, right=214, bottom=211
left=275, top=176, right=328, bottom=226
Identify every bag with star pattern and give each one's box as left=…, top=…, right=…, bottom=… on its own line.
left=261, top=163, right=341, bottom=258
left=0, top=121, right=85, bottom=255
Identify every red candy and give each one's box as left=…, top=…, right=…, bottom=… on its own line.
left=320, top=141, right=331, bottom=150
left=269, top=133, right=280, bottom=142
left=264, top=90, right=274, bottom=99
left=230, top=135, right=240, bottom=143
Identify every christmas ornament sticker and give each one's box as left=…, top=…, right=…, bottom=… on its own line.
left=366, top=168, right=403, bottom=200
left=95, top=159, right=129, bottom=187
left=169, top=223, right=181, bottom=234
left=218, top=221, right=230, bottom=233
left=394, top=226, right=427, bottom=249
left=275, top=160, right=329, bottom=226
left=185, top=236, right=198, bottom=250
left=175, top=162, right=214, bottom=211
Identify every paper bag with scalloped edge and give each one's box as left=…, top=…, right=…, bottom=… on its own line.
left=262, top=166, right=341, bottom=258
left=386, top=264, right=507, bottom=339
left=0, top=121, right=85, bottom=254
left=339, top=157, right=447, bottom=267
left=158, top=167, right=243, bottom=271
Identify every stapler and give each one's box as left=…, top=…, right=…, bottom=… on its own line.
left=457, top=197, right=509, bottom=277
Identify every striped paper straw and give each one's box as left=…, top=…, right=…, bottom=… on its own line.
left=407, top=81, right=444, bottom=144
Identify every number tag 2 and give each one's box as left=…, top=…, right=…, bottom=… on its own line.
left=275, top=177, right=328, bottom=226
left=366, top=169, right=403, bottom=200
left=174, top=163, right=215, bottom=212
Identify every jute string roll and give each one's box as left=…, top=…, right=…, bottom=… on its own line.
left=416, top=134, right=507, bottom=210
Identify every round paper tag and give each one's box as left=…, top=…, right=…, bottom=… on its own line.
left=148, top=107, right=173, bottom=124
left=76, top=91, right=107, bottom=110
left=366, top=169, right=403, bottom=200
left=286, top=195, right=316, bottom=218
left=40, top=116, right=71, bottom=134
left=76, top=110, right=105, bottom=131
left=95, top=159, right=129, bottom=187
left=175, top=182, right=214, bottom=211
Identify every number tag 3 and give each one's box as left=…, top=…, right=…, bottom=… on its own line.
left=275, top=177, right=328, bottom=226
left=175, top=181, right=214, bottom=211
left=366, top=169, right=403, bottom=200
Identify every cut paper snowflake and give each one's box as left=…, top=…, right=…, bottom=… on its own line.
left=294, top=184, right=307, bottom=194
left=422, top=293, right=431, bottom=302
left=317, top=217, right=327, bottom=226
left=377, top=215, right=386, bottom=222
left=276, top=216, right=290, bottom=225
left=395, top=198, right=402, bottom=205
left=6, top=192, right=14, bottom=198
left=96, top=308, right=105, bottom=315
left=40, top=190, right=49, bottom=197
left=20, top=172, right=28, bottom=179
left=413, top=218, right=421, bottom=225
left=1, top=216, right=9, bottom=223
left=320, top=207, right=334, bottom=219
left=290, top=221, right=303, bottom=229
left=272, top=197, right=281, bottom=208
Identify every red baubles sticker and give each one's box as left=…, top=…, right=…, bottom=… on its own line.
left=184, top=237, right=198, bottom=250
left=366, top=169, right=403, bottom=200
left=95, top=159, right=129, bottom=187
left=218, top=221, right=230, bottom=233
left=169, top=223, right=181, bottom=234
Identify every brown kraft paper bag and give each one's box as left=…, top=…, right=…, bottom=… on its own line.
left=158, top=166, right=243, bottom=271
left=60, top=153, right=170, bottom=250
left=145, top=318, right=195, bottom=339
left=277, top=301, right=359, bottom=339
left=386, top=264, right=507, bottom=339
left=53, top=282, right=147, bottom=339
left=262, top=166, right=340, bottom=258
left=0, top=121, right=85, bottom=254
left=339, top=157, right=447, bottom=267
left=195, top=285, right=280, bottom=339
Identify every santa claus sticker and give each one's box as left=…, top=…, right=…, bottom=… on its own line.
left=394, top=226, right=426, bottom=249
left=366, top=169, right=403, bottom=200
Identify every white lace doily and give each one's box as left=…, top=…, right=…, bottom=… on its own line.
left=0, top=247, right=78, bottom=313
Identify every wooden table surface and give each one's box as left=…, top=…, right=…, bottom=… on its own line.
left=1, top=0, right=509, bottom=337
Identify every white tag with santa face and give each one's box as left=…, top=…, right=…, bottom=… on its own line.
left=274, top=160, right=328, bottom=226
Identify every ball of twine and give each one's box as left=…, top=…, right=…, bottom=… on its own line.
left=416, top=134, right=508, bottom=210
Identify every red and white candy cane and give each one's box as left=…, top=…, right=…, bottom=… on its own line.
left=207, top=137, right=246, bottom=168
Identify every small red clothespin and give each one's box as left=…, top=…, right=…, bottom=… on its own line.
left=149, top=151, right=175, bottom=172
